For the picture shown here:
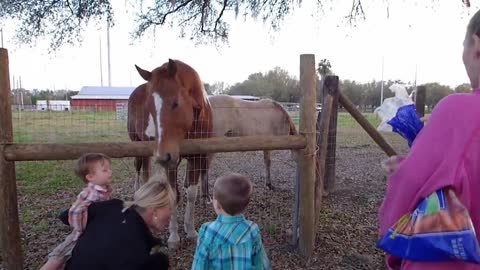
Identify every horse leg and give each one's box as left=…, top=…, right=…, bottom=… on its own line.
left=167, top=167, right=181, bottom=250
left=133, top=157, right=142, bottom=190
left=140, top=156, right=151, bottom=188
left=184, top=157, right=203, bottom=240
left=200, top=153, right=213, bottom=205
left=200, top=170, right=211, bottom=205
left=264, top=150, right=273, bottom=190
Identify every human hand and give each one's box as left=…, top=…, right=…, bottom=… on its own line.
left=381, top=155, right=405, bottom=175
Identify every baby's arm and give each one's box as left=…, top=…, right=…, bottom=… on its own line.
left=68, top=189, right=91, bottom=232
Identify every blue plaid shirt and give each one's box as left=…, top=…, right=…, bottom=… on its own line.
left=192, top=215, right=271, bottom=270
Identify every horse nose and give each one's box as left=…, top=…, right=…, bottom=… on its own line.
left=156, top=153, right=172, bottom=165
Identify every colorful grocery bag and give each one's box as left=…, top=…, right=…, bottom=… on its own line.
left=377, top=188, right=480, bottom=263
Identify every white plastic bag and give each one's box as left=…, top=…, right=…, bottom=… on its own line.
left=375, top=84, right=414, bottom=133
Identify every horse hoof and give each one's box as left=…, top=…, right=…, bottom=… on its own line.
left=168, top=234, right=180, bottom=250
left=186, top=230, right=198, bottom=240
left=202, top=196, right=213, bottom=206
left=266, top=183, right=274, bottom=191
left=167, top=240, right=180, bottom=250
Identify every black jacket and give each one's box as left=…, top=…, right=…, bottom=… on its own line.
left=60, top=199, right=169, bottom=270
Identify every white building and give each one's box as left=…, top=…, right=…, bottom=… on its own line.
left=36, top=100, right=71, bottom=111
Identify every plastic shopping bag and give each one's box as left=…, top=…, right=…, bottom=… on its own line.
left=377, top=188, right=480, bottom=263
left=375, top=84, right=423, bottom=147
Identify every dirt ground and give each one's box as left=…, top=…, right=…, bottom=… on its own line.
left=0, top=135, right=409, bottom=270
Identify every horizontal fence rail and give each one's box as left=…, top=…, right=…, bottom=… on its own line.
left=3, top=135, right=307, bottom=161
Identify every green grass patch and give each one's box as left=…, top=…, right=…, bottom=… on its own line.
left=16, top=161, right=82, bottom=196
left=15, top=159, right=137, bottom=196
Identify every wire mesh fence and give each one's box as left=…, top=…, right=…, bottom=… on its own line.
left=11, top=102, right=303, bottom=144
left=12, top=105, right=128, bottom=144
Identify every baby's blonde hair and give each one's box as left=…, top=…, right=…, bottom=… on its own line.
left=123, top=175, right=175, bottom=212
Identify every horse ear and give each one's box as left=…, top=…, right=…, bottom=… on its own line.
left=167, top=59, right=177, bottom=77
left=135, top=65, right=151, bottom=81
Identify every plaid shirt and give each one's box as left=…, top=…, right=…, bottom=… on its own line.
left=192, top=215, right=271, bottom=270
left=68, top=183, right=112, bottom=240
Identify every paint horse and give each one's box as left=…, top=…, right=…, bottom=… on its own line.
left=208, top=95, right=298, bottom=190
left=127, top=59, right=212, bottom=249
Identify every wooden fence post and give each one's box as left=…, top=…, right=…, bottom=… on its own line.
left=315, top=75, right=338, bottom=225
left=338, top=92, right=397, bottom=157
left=0, top=48, right=23, bottom=270
left=298, top=54, right=317, bottom=258
left=321, top=76, right=339, bottom=195
left=415, top=85, right=426, bottom=118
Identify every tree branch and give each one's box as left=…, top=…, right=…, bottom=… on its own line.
left=345, top=0, right=365, bottom=24
left=200, top=0, right=209, bottom=33
left=160, top=0, right=194, bottom=24
left=179, top=12, right=200, bottom=26
left=213, top=0, right=228, bottom=35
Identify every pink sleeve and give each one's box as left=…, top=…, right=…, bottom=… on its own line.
left=69, top=189, right=90, bottom=232
left=378, top=95, right=474, bottom=235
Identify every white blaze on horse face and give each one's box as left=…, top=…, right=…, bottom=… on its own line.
left=144, top=114, right=156, bottom=138
left=152, top=93, right=163, bottom=145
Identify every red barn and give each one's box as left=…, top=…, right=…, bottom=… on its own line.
left=71, top=86, right=135, bottom=111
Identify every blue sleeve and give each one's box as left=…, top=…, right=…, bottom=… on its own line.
left=191, top=224, right=209, bottom=270
left=252, top=225, right=271, bottom=270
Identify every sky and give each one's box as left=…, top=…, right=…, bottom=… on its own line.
left=0, top=1, right=478, bottom=91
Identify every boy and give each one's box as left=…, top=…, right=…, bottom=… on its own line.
left=40, top=153, right=113, bottom=270
left=192, top=173, right=271, bottom=270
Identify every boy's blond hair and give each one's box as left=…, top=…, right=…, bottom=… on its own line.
left=213, top=173, right=252, bottom=216
left=74, top=153, right=111, bottom=183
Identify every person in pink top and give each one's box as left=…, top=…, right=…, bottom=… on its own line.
left=379, top=9, right=480, bottom=270
left=40, top=153, right=113, bottom=270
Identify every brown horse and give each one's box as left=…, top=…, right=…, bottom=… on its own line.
left=208, top=95, right=297, bottom=190
left=127, top=59, right=212, bottom=249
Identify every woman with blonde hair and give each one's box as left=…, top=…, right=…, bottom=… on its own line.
left=379, top=8, right=480, bottom=270
left=59, top=176, right=175, bottom=270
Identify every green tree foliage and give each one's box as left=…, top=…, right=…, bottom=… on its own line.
left=454, top=83, right=471, bottom=93
left=0, top=0, right=316, bottom=50
left=223, top=66, right=458, bottom=108
left=29, top=89, right=78, bottom=104
left=226, top=67, right=300, bottom=102
left=317, top=58, right=332, bottom=79
left=204, top=82, right=226, bottom=95
left=424, top=82, right=454, bottom=109
left=0, top=1, right=114, bottom=50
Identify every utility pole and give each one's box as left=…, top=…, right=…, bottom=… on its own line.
left=380, top=56, right=384, bottom=105
left=99, top=36, right=104, bottom=87
left=107, top=21, right=112, bottom=87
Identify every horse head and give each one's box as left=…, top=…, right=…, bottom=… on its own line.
left=135, top=59, right=209, bottom=168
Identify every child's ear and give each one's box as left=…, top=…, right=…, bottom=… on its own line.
left=213, top=198, right=221, bottom=211
left=85, top=173, right=94, bottom=182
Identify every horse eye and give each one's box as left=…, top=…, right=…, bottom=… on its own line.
left=172, top=101, right=178, bottom=109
